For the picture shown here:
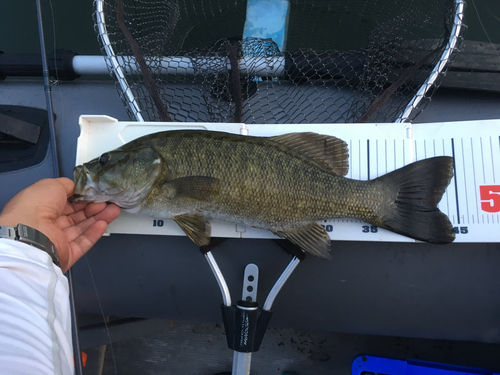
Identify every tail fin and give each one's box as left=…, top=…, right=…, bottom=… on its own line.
left=375, top=156, right=455, bottom=244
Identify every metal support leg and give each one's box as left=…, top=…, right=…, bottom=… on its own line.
left=203, top=245, right=304, bottom=375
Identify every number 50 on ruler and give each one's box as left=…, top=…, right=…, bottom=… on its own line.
left=480, top=185, right=500, bottom=213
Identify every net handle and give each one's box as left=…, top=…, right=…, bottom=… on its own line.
left=95, top=0, right=145, bottom=122
left=396, top=0, right=465, bottom=123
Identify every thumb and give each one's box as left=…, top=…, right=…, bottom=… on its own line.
left=55, top=177, right=75, bottom=198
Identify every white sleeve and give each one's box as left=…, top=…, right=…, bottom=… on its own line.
left=0, top=239, right=74, bottom=375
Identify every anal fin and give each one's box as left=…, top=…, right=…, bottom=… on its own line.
left=273, top=222, right=332, bottom=259
left=173, top=213, right=211, bottom=246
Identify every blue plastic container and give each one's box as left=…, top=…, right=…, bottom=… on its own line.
left=352, top=355, right=500, bottom=375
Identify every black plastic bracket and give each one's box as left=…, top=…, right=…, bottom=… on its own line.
left=0, top=105, right=52, bottom=173
left=221, top=300, right=273, bottom=353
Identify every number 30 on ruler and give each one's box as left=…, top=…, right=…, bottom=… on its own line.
left=480, top=185, right=500, bottom=213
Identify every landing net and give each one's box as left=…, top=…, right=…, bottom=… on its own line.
left=94, top=0, right=464, bottom=124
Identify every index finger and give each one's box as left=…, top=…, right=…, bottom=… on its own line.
left=61, top=201, right=90, bottom=216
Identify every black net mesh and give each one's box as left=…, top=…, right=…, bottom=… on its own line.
left=94, top=0, right=463, bottom=123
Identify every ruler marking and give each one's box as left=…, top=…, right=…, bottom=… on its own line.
left=359, top=139, right=361, bottom=179
left=415, top=140, right=418, bottom=161
left=471, top=138, right=479, bottom=225
left=461, top=138, right=469, bottom=224
left=367, top=139, right=370, bottom=180
left=480, top=137, right=486, bottom=183
left=451, top=138, right=460, bottom=224
left=384, top=139, right=388, bottom=174
left=493, top=137, right=497, bottom=183
left=376, top=139, right=379, bottom=178
left=489, top=136, right=498, bottom=227
left=403, top=139, right=405, bottom=165
left=393, top=139, right=396, bottom=171
left=443, top=139, right=450, bottom=216
left=424, top=139, right=427, bottom=159
left=349, top=139, right=353, bottom=179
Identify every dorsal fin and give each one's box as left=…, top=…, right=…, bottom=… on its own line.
left=270, top=132, right=349, bottom=176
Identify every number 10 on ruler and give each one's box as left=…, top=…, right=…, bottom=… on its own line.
left=153, top=220, right=164, bottom=227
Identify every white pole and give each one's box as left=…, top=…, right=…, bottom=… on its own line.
left=71, top=55, right=286, bottom=78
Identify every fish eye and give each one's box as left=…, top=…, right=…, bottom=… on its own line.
left=99, top=153, right=110, bottom=166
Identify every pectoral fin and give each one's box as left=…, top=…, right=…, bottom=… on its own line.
left=273, top=222, right=331, bottom=259
left=173, top=213, right=211, bottom=246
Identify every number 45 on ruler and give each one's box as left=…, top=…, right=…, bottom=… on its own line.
left=480, top=185, right=500, bottom=213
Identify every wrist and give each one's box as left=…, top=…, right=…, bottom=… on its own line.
left=0, top=212, right=38, bottom=230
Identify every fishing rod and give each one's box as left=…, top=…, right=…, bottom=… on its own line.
left=35, top=1, right=84, bottom=374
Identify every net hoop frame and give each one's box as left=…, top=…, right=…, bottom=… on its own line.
left=94, top=0, right=465, bottom=124
left=396, top=0, right=465, bottom=123
left=95, top=0, right=145, bottom=121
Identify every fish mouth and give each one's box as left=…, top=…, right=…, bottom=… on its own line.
left=68, top=193, right=83, bottom=202
left=70, top=165, right=97, bottom=202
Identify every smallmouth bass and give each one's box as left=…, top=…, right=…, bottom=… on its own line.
left=71, top=130, right=455, bottom=258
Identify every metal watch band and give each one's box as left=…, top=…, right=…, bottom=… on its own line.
left=0, top=224, right=60, bottom=267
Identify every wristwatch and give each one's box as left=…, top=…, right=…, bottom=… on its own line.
left=0, top=224, right=60, bottom=268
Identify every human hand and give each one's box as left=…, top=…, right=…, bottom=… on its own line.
left=0, top=178, right=121, bottom=272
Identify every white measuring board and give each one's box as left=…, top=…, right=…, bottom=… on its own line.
left=76, top=115, right=500, bottom=243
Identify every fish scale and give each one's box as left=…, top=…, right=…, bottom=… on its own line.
left=149, top=133, right=362, bottom=225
